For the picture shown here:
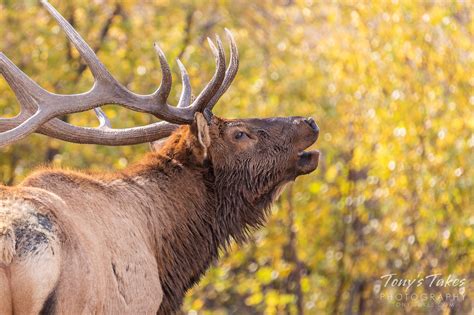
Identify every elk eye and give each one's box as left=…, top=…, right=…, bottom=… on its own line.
left=234, top=131, right=246, bottom=140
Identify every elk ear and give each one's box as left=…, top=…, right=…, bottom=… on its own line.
left=191, top=112, right=211, bottom=159
left=149, top=138, right=168, bottom=152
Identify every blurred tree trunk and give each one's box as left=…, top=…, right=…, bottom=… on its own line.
left=6, top=151, right=18, bottom=186
left=284, top=185, right=304, bottom=315
left=344, top=279, right=366, bottom=315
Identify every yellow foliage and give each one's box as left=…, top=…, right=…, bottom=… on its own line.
left=0, top=0, right=472, bottom=314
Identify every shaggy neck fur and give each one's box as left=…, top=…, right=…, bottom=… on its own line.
left=123, top=126, right=280, bottom=314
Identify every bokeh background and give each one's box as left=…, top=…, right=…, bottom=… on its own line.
left=1, top=0, right=473, bottom=314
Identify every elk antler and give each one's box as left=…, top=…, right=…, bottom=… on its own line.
left=0, top=1, right=239, bottom=146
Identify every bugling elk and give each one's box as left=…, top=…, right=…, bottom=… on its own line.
left=0, top=1, right=320, bottom=314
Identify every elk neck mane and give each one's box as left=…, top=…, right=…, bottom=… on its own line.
left=130, top=125, right=280, bottom=313
left=120, top=125, right=281, bottom=312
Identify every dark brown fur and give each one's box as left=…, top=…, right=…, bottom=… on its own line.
left=0, top=114, right=319, bottom=314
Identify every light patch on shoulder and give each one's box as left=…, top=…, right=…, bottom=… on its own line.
left=0, top=199, right=57, bottom=260
left=0, top=200, right=39, bottom=231
left=0, top=200, right=35, bottom=234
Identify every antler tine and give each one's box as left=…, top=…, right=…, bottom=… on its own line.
left=153, top=43, right=172, bottom=105
left=94, top=108, right=112, bottom=129
left=205, top=29, right=239, bottom=112
left=188, top=36, right=226, bottom=112
left=207, top=37, right=219, bottom=55
left=41, top=0, right=114, bottom=83
left=176, top=60, right=192, bottom=108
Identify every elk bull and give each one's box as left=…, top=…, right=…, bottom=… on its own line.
left=0, top=1, right=320, bottom=314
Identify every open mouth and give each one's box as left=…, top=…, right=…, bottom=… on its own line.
left=296, top=149, right=320, bottom=175
left=295, top=117, right=320, bottom=175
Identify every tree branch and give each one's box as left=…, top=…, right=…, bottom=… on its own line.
left=177, top=8, right=194, bottom=61
left=74, top=3, right=122, bottom=82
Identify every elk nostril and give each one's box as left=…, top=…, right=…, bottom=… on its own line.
left=304, top=117, right=319, bottom=133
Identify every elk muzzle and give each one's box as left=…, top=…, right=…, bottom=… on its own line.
left=294, top=117, right=320, bottom=175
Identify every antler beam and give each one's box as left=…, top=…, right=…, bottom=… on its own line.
left=0, top=0, right=239, bottom=146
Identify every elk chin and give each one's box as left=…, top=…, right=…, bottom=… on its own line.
left=296, top=150, right=320, bottom=175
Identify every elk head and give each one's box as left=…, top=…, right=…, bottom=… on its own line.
left=204, top=115, right=319, bottom=241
